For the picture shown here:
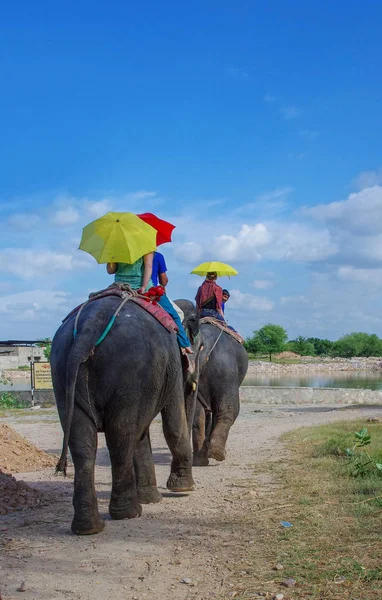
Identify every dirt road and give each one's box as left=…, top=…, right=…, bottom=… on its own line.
left=1, top=402, right=382, bottom=600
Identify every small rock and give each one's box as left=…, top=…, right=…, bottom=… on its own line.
left=274, top=595, right=284, bottom=600
left=17, top=582, right=26, bottom=592
left=181, top=578, right=191, bottom=585
left=273, top=563, right=284, bottom=571
left=367, top=417, right=380, bottom=423
left=281, top=578, right=296, bottom=587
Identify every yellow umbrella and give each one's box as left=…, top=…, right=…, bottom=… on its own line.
left=190, top=261, right=238, bottom=277
left=79, top=212, right=157, bottom=264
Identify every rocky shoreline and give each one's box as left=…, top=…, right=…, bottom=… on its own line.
left=247, top=356, right=382, bottom=376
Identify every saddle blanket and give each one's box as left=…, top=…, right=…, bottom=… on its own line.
left=199, top=316, right=245, bottom=345
left=63, top=286, right=178, bottom=334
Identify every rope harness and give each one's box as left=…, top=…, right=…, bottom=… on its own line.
left=73, top=284, right=143, bottom=346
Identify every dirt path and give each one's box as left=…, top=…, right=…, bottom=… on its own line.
left=1, top=403, right=382, bottom=600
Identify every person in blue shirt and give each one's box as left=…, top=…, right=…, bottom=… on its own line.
left=152, top=251, right=168, bottom=287
left=222, top=289, right=230, bottom=314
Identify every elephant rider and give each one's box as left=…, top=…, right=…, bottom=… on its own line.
left=152, top=251, right=185, bottom=322
left=195, top=271, right=225, bottom=322
left=222, top=289, right=230, bottom=314
left=107, top=254, right=193, bottom=354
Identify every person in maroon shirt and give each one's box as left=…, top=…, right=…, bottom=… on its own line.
left=195, top=272, right=225, bottom=321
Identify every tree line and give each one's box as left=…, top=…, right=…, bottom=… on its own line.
left=244, top=324, right=382, bottom=361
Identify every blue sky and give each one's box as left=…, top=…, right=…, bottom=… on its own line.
left=1, top=1, right=382, bottom=340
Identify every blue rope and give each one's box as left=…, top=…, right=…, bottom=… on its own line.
left=95, top=316, right=116, bottom=347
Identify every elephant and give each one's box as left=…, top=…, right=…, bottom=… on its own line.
left=51, top=294, right=200, bottom=535
left=175, top=299, right=248, bottom=466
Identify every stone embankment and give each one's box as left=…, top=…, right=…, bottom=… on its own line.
left=247, top=356, right=382, bottom=376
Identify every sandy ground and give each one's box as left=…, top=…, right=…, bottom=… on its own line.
left=1, top=402, right=382, bottom=600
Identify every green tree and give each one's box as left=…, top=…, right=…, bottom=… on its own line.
left=36, top=338, right=52, bottom=362
left=288, top=335, right=316, bottom=356
left=246, top=323, right=288, bottom=361
left=331, top=332, right=382, bottom=358
left=307, top=337, right=333, bottom=356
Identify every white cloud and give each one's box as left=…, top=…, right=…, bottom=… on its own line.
left=0, top=289, right=70, bottom=322
left=8, top=213, right=41, bottom=230
left=337, top=265, right=382, bottom=286
left=127, top=190, right=157, bottom=201
left=280, top=295, right=309, bottom=306
left=304, top=185, right=382, bottom=234
left=228, top=289, right=274, bottom=311
left=173, top=241, right=204, bottom=264
left=0, top=249, right=92, bottom=280
left=251, top=279, right=274, bottom=290
left=353, top=168, right=382, bottom=191
left=52, top=206, right=80, bottom=226
left=85, top=199, right=112, bottom=218
left=214, top=224, right=271, bottom=262
left=280, top=105, right=300, bottom=119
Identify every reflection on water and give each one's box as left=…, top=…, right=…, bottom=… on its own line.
left=0, top=381, right=31, bottom=391
left=243, top=371, right=382, bottom=390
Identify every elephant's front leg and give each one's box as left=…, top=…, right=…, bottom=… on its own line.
left=69, top=408, right=104, bottom=535
left=192, top=401, right=209, bottom=466
left=162, top=398, right=195, bottom=492
left=208, top=391, right=240, bottom=462
left=134, top=431, right=162, bottom=504
left=105, top=424, right=142, bottom=520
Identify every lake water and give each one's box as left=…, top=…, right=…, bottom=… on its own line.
left=242, top=371, right=382, bottom=391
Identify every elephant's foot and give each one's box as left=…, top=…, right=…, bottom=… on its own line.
left=167, top=472, right=195, bottom=492
left=109, top=499, right=142, bottom=520
left=138, top=486, right=163, bottom=504
left=71, top=515, right=105, bottom=536
left=208, top=441, right=226, bottom=462
left=193, top=452, right=209, bottom=467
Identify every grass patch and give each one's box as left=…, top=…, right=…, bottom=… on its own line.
left=0, top=391, right=29, bottom=409
left=239, top=420, right=382, bottom=599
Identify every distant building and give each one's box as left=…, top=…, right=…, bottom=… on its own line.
left=0, top=343, right=45, bottom=370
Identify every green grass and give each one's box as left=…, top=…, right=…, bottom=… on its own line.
left=237, top=420, right=382, bottom=599
left=0, top=391, right=29, bottom=409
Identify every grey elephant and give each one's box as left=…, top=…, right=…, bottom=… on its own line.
left=175, top=299, right=248, bottom=466
left=51, top=295, right=200, bottom=535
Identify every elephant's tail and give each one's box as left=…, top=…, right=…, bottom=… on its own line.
left=55, top=337, right=95, bottom=476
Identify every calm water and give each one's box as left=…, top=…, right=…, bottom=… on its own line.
left=243, top=371, right=382, bottom=391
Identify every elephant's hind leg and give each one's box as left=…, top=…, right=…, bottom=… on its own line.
left=134, top=432, right=162, bottom=504
left=105, top=422, right=142, bottom=520
left=162, top=396, right=195, bottom=492
left=69, top=408, right=104, bottom=535
left=192, top=402, right=209, bottom=466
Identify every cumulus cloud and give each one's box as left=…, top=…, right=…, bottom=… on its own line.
left=228, top=289, right=274, bottom=311
left=251, top=279, right=274, bottom=290
left=173, top=241, right=204, bottom=264
left=280, top=295, right=309, bottom=306
left=0, top=249, right=92, bottom=280
left=303, top=185, right=382, bottom=234
left=8, top=213, right=41, bottom=230
left=214, top=224, right=271, bottom=262
left=0, top=289, right=70, bottom=322
left=85, top=199, right=112, bottom=218
left=51, top=206, right=80, bottom=226
left=353, top=167, right=382, bottom=191
left=337, top=265, right=382, bottom=286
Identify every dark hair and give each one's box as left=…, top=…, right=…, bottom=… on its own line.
left=222, top=289, right=230, bottom=297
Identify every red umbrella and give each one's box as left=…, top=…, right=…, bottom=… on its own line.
left=137, top=213, right=175, bottom=246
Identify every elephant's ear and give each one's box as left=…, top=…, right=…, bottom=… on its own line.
left=184, top=310, right=200, bottom=345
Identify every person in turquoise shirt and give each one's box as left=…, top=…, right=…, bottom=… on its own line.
left=107, top=253, right=193, bottom=354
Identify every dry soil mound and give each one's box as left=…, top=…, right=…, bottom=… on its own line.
left=0, top=423, right=57, bottom=474
left=0, top=469, right=48, bottom=515
left=274, top=351, right=301, bottom=359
